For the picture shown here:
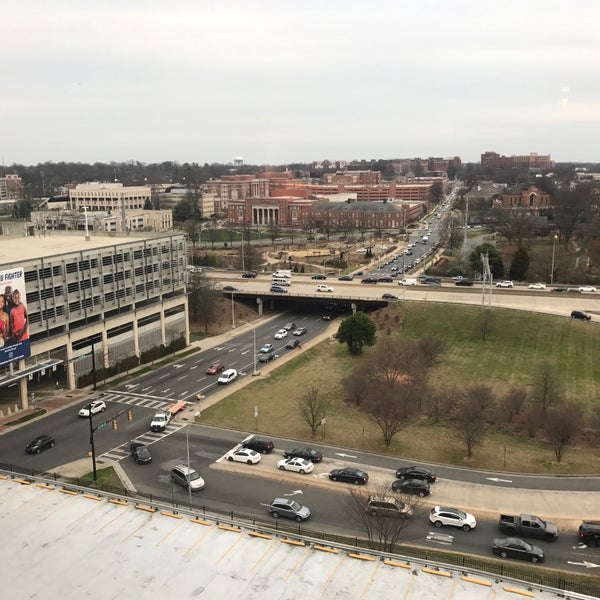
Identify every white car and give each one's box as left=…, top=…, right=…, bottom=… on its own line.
left=429, top=506, right=477, bottom=531
left=276, top=457, right=314, bottom=474
left=528, top=283, right=546, bottom=290
left=217, top=368, right=237, bottom=384
left=273, top=329, right=288, bottom=340
left=227, top=448, right=261, bottom=464
left=316, top=284, right=333, bottom=293
left=78, top=400, right=107, bottom=417
left=496, top=280, right=514, bottom=288
left=578, top=286, right=597, bottom=293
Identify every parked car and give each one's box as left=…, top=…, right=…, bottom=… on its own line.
left=492, top=537, right=544, bottom=563
left=273, top=329, right=288, bottom=339
left=454, top=279, right=474, bottom=286
left=338, top=275, right=354, bottom=281
left=578, top=522, right=600, bottom=547
left=293, top=327, right=307, bottom=336
left=366, top=496, right=413, bottom=518
left=395, top=465, right=437, bottom=483
left=25, top=434, right=55, bottom=454
left=391, top=478, right=431, bottom=497
left=170, top=464, right=205, bottom=491
left=206, top=362, right=225, bottom=375
left=223, top=285, right=239, bottom=292
left=283, top=446, right=323, bottom=463
left=227, top=448, right=261, bottom=464
left=571, top=310, right=592, bottom=321
left=270, top=285, right=287, bottom=294
left=268, top=498, right=311, bottom=522
left=316, top=284, right=333, bottom=292
left=528, top=283, right=547, bottom=290
left=258, top=351, right=275, bottom=363
left=429, top=506, right=477, bottom=531
left=78, top=400, right=107, bottom=417
left=382, top=293, right=399, bottom=300
left=130, top=442, right=152, bottom=464
left=242, top=271, right=257, bottom=278
left=311, top=274, right=327, bottom=280
left=242, top=438, right=274, bottom=454
left=283, top=322, right=296, bottom=331
left=277, top=457, right=314, bottom=474
left=496, top=280, right=514, bottom=288
left=329, top=467, right=369, bottom=485
left=260, top=343, right=274, bottom=353
left=578, top=286, right=597, bottom=293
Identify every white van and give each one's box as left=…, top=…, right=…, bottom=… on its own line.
left=217, top=368, right=237, bottom=385
left=271, top=277, right=290, bottom=287
left=273, top=270, right=292, bottom=278
left=399, top=278, right=418, bottom=286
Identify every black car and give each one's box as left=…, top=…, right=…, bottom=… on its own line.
left=378, top=276, right=393, bottom=283
left=421, top=276, right=441, bottom=286
left=283, top=322, right=296, bottom=330
left=223, top=285, right=239, bottom=292
left=258, top=351, right=275, bottom=363
left=25, top=434, right=55, bottom=454
left=338, top=275, right=354, bottom=281
left=286, top=339, right=301, bottom=349
left=242, top=438, right=274, bottom=454
left=551, top=286, right=569, bottom=293
left=329, top=467, right=369, bottom=485
left=571, top=310, right=591, bottom=321
left=361, top=277, right=378, bottom=284
left=392, top=478, right=431, bottom=497
left=270, top=285, right=287, bottom=294
left=382, top=293, right=398, bottom=300
left=130, top=442, right=152, bottom=464
left=492, top=537, right=544, bottom=563
left=242, top=271, right=257, bottom=278
left=354, top=271, right=364, bottom=276
left=396, top=465, right=437, bottom=483
left=454, top=279, right=474, bottom=286
left=284, top=446, right=323, bottom=463
left=578, top=522, right=600, bottom=547
left=311, top=274, right=327, bottom=280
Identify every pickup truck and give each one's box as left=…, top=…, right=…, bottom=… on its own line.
left=150, top=412, right=171, bottom=432
left=498, top=514, right=559, bottom=541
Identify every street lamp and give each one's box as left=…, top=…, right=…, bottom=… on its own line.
left=241, top=320, right=258, bottom=376
left=550, top=234, right=559, bottom=285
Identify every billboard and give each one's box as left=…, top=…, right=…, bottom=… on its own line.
left=0, top=267, right=30, bottom=367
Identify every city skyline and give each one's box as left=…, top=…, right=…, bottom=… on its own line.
left=3, top=1, right=599, bottom=166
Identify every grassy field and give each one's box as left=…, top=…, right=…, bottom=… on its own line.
left=199, top=303, right=600, bottom=474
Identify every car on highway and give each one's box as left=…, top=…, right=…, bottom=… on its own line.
left=551, top=286, right=569, bottom=293
left=223, top=285, right=239, bottom=293
left=242, top=271, right=257, bottom=278
left=78, top=400, right=107, bottom=417
left=283, top=446, right=323, bottom=463
left=270, top=285, right=287, bottom=293
left=25, top=434, right=55, bottom=454
left=338, top=275, right=354, bottom=281
left=571, top=310, right=592, bottom=321
left=366, top=496, right=413, bottom=518
left=258, top=351, right=275, bottom=363
left=429, top=506, right=477, bottom=531
left=492, top=537, right=544, bottom=563
left=277, top=457, right=314, bottom=474
left=361, top=277, right=378, bottom=284
left=578, top=521, right=600, bottom=547
left=311, top=274, right=327, bottom=280
left=377, top=276, right=393, bottom=283
left=274, top=329, right=288, bottom=339
left=227, top=448, right=261, bottom=464
left=285, top=339, right=301, bottom=349
left=452, top=275, right=465, bottom=281
left=260, top=343, right=274, bottom=353
left=528, top=283, right=547, bottom=290
left=170, top=465, right=205, bottom=491
left=322, top=314, right=332, bottom=320
left=316, top=284, right=333, bottom=292
left=242, top=438, right=275, bottom=454
left=329, top=467, right=369, bottom=485
left=496, top=280, right=514, bottom=288
left=382, top=293, right=398, bottom=300
left=130, top=442, right=152, bottom=465
left=454, top=279, right=474, bottom=286
left=391, top=478, right=431, bottom=497
left=395, top=465, right=437, bottom=482
left=293, top=327, right=307, bottom=336
left=578, top=285, right=597, bottom=293
left=283, top=322, right=296, bottom=330
left=217, top=368, right=237, bottom=384
left=206, top=362, right=225, bottom=375
left=268, top=498, right=311, bottom=522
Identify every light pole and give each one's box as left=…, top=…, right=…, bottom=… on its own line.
left=241, top=320, right=258, bottom=375
left=550, top=234, right=558, bottom=285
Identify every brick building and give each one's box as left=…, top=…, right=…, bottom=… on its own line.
left=481, top=151, right=554, bottom=171
left=500, top=184, right=551, bottom=209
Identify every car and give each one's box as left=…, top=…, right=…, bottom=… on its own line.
left=78, top=400, right=107, bottom=417
left=492, top=537, right=544, bottom=563
left=316, top=284, right=333, bottom=292
left=223, top=285, right=239, bottom=293
left=454, top=279, right=474, bottom=286
left=354, top=271, right=364, bottom=276
left=170, top=464, right=205, bottom=491
left=130, top=442, right=152, bottom=464
left=277, top=457, right=314, bottom=474
left=429, top=506, right=477, bottom=531
left=551, top=286, right=569, bottom=293
left=258, top=351, right=275, bottom=363
left=227, top=448, right=261, bottom=464
left=274, top=329, right=288, bottom=339
left=274, top=237, right=283, bottom=242
left=206, top=362, right=225, bottom=375
left=377, top=276, right=393, bottom=283
left=242, top=438, right=274, bottom=454
left=242, top=271, right=257, bottom=278
left=382, top=293, right=398, bottom=300
left=571, top=310, right=592, bottom=321
left=268, top=498, right=311, bottom=522
left=578, top=522, right=600, bottom=547
left=270, top=285, right=287, bottom=294
left=451, top=275, right=464, bottom=281
left=421, top=276, right=441, bottom=286
left=217, top=368, right=237, bottom=384
left=283, top=322, right=296, bottom=330
left=286, top=339, right=301, bottom=349
left=395, top=465, right=437, bottom=483
left=260, top=343, right=274, bottom=353
left=329, top=467, right=369, bottom=485
left=391, top=478, right=431, bottom=497
left=578, top=286, right=597, bottom=293
left=283, top=446, right=323, bottom=462
left=293, top=327, right=307, bottom=336
left=338, top=275, right=354, bottom=281
left=361, top=277, right=378, bottom=284
left=496, top=280, right=514, bottom=288
left=528, top=283, right=547, bottom=290
left=366, top=496, right=413, bottom=518
left=25, top=434, right=55, bottom=454
left=322, top=314, right=332, bottom=320
left=311, top=274, right=327, bottom=280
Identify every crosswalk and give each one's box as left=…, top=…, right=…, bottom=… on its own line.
left=96, top=390, right=174, bottom=411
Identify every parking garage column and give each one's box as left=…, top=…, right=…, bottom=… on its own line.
left=182, top=302, right=190, bottom=345
left=132, top=318, right=140, bottom=360
left=18, top=359, right=28, bottom=410
left=102, top=329, right=109, bottom=369
left=160, top=307, right=166, bottom=346
left=66, top=342, right=76, bottom=390
left=256, top=297, right=263, bottom=316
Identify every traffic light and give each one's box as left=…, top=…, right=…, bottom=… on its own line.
left=127, top=410, right=133, bottom=421
left=112, top=420, right=117, bottom=430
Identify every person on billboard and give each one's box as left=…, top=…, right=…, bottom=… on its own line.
left=0, top=293, right=9, bottom=347
left=3, top=285, right=14, bottom=315
left=9, top=289, right=28, bottom=342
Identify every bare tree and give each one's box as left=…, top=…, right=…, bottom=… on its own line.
left=500, top=387, right=527, bottom=423
left=522, top=406, right=543, bottom=439
left=297, top=386, right=332, bottom=436
left=187, top=273, right=218, bottom=334
left=342, top=369, right=369, bottom=406
left=531, top=361, right=562, bottom=413
left=464, top=384, right=495, bottom=413
left=424, top=387, right=457, bottom=423
left=454, top=392, right=485, bottom=459
left=544, top=404, right=583, bottom=463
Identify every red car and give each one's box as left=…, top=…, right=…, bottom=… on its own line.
left=206, top=362, right=225, bottom=375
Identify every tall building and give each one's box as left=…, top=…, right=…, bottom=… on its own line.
left=68, top=182, right=151, bottom=211
left=0, top=174, right=23, bottom=201
left=481, top=151, right=554, bottom=171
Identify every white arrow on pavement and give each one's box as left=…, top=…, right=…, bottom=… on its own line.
left=486, top=477, right=513, bottom=483
left=172, top=364, right=185, bottom=369
left=314, top=473, right=329, bottom=479
left=335, top=452, right=357, bottom=459
left=567, top=561, right=600, bottom=568
left=283, top=490, right=303, bottom=496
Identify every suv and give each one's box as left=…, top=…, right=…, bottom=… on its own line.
left=429, top=506, right=477, bottom=531
left=366, top=496, right=413, bottom=518
left=217, top=368, right=237, bottom=384
left=496, top=280, right=514, bottom=288
left=242, top=438, right=274, bottom=454
left=268, top=498, right=311, bottom=522
left=571, top=310, right=592, bottom=321
left=170, top=465, right=205, bottom=491
left=578, top=522, right=600, bottom=547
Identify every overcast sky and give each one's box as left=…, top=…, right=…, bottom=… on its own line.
left=3, top=1, right=599, bottom=166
